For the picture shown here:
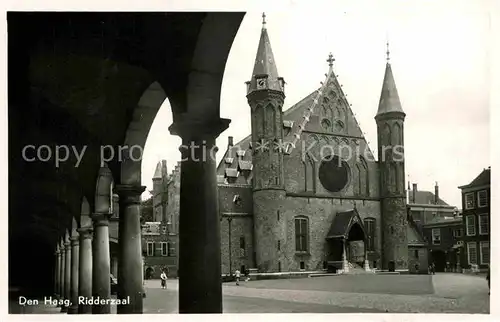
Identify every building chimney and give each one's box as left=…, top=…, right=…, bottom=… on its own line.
left=407, top=181, right=411, bottom=204
left=228, top=136, right=234, bottom=147
left=412, top=183, right=417, bottom=203
left=434, top=181, right=439, bottom=204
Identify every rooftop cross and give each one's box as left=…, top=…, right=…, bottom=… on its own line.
left=326, top=52, right=335, bottom=68
left=386, top=41, right=390, bottom=62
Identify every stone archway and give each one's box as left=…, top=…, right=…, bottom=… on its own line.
left=345, top=221, right=366, bottom=264
left=8, top=12, right=244, bottom=314
left=325, top=209, right=371, bottom=273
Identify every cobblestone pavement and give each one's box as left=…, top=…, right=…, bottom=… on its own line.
left=14, top=273, right=489, bottom=314
left=142, top=273, right=489, bottom=314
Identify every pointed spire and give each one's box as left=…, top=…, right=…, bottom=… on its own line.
left=153, top=161, right=162, bottom=180
left=376, top=43, right=405, bottom=117
left=247, top=13, right=284, bottom=94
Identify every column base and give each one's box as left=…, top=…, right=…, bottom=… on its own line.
left=342, top=259, right=349, bottom=273
left=364, top=259, right=371, bottom=271
left=68, top=304, right=79, bottom=314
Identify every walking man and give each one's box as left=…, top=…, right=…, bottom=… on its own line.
left=160, top=269, right=168, bottom=290
left=235, top=269, right=241, bottom=286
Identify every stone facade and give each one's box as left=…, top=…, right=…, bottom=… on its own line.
left=164, top=22, right=415, bottom=274
left=458, top=167, right=490, bottom=271
left=408, top=246, right=428, bottom=274
left=142, top=161, right=180, bottom=278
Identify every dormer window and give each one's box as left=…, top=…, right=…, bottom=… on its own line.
left=236, top=150, right=246, bottom=158
left=224, top=157, right=234, bottom=164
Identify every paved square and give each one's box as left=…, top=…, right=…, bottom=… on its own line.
left=15, top=273, right=489, bottom=314
left=141, top=273, right=489, bottom=314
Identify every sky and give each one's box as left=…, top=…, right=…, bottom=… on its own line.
left=141, top=0, right=491, bottom=208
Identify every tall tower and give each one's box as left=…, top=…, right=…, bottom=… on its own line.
left=152, top=160, right=167, bottom=223
left=246, top=13, right=286, bottom=272
left=375, top=43, right=408, bottom=271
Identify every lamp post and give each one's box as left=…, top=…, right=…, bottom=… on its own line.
left=228, top=195, right=242, bottom=277
left=228, top=217, right=233, bottom=276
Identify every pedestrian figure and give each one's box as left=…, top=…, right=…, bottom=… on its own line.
left=160, top=270, right=168, bottom=289
left=245, top=268, right=250, bottom=282
left=431, top=262, right=436, bottom=275
left=235, top=269, right=241, bottom=286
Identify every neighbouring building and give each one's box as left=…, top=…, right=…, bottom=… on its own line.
left=407, top=217, right=428, bottom=274
left=406, top=182, right=461, bottom=273
left=407, top=182, right=457, bottom=227
left=141, top=160, right=180, bottom=278
left=422, top=215, right=463, bottom=272
left=458, top=167, right=490, bottom=272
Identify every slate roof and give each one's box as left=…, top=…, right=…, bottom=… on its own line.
left=326, top=209, right=366, bottom=239
left=376, top=62, right=405, bottom=116
left=408, top=190, right=449, bottom=206
left=407, top=223, right=425, bottom=246
left=216, top=19, right=378, bottom=185
left=423, top=216, right=462, bottom=226
left=248, top=23, right=284, bottom=93
left=459, top=167, right=491, bottom=189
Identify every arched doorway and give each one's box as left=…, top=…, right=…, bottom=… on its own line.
left=345, top=221, right=366, bottom=265
left=145, top=267, right=154, bottom=280
left=325, top=209, right=370, bottom=273
left=430, top=250, right=447, bottom=272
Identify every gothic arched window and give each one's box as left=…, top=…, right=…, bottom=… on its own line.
left=392, top=123, right=401, bottom=146
left=295, top=216, right=309, bottom=252
left=354, top=164, right=361, bottom=195
left=382, top=123, right=391, bottom=146
left=303, top=153, right=315, bottom=192
left=363, top=217, right=376, bottom=251
left=360, top=156, right=370, bottom=196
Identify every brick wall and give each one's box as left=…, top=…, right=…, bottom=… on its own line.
left=280, top=196, right=381, bottom=272
left=408, top=246, right=428, bottom=273
left=381, top=197, right=408, bottom=270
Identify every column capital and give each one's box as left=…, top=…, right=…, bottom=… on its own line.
left=71, top=236, right=80, bottom=246
left=115, top=184, right=146, bottom=205
left=64, top=241, right=71, bottom=248
left=77, top=226, right=93, bottom=239
left=169, top=116, right=230, bottom=141
left=91, top=213, right=112, bottom=227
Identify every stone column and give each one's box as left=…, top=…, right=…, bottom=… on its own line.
left=169, top=117, right=230, bottom=313
left=115, top=184, right=146, bottom=314
left=111, top=256, right=118, bottom=278
left=63, top=240, right=71, bottom=312
left=55, top=248, right=61, bottom=299
left=342, top=239, right=349, bottom=273
left=78, top=226, right=93, bottom=314
left=59, top=242, right=66, bottom=309
left=68, top=236, right=80, bottom=314
left=61, top=241, right=71, bottom=312
left=91, top=213, right=112, bottom=314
